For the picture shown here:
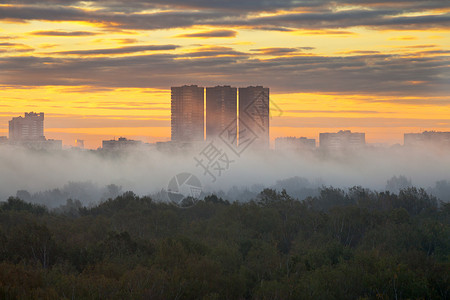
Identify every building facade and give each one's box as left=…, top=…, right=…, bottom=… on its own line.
left=404, top=131, right=450, bottom=147
left=75, top=139, right=85, bottom=149
left=206, top=86, right=237, bottom=142
left=275, top=137, right=316, bottom=151
left=9, top=112, right=45, bottom=141
left=238, top=86, right=270, bottom=149
left=319, top=130, right=365, bottom=151
left=171, top=85, right=205, bottom=142
left=102, top=137, right=142, bottom=150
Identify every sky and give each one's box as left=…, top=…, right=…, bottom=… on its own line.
left=0, top=0, right=449, bottom=149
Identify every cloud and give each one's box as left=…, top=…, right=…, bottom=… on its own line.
left=251, top=47, right=314, bottom=56
left=0, top=1, right=448, bottom=31
left=337, top=50, right=381, bottom=54
left=241, top=10, right=450, bottom=31
left=271, top=116, right=450, bottom=129
left=29, top=30, right=100, bottom=36
left=0, top=49, right=448, bottom=96
left=399, top=44, right=438, bottom=49
left=39, top=43, right=59, bottom=49
left=53, top=44, right=180, bottom=55
left=0, top=42, right=34, bottom=52
left=285, top=109, right=388, bottom=114
left=175, top=29, right=237, bottom=38
left=389, top=36, right=418, bottom=41
left=181, top=46, right=247, bottom=58
left=300, top=30, right=357, bottom=35
left=114, top=38, right=139, bottom=44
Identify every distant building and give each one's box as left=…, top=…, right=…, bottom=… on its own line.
left=75, top=139, right=85, bottom=149
left=404, top=131, right=450, bottom=147
left=275, top=137, right=316, bottom=151
left=102, top=137, right=142, bottom=150
left=206, top=86, right=237, bottom=142
left=8, top=112, right=62, bottom=150
left=320, top=130, right=365, bottom=151
left=0, top=136, right=8, bottom=145
left=239, top=86, right=270, bottom=149
left=13, top=139, right=62, bottom=150
left=9, top=112, right=45, bottom=141
left=171, top=85, right=204, bottom=142
left=44, top=139, right=63, bottom=150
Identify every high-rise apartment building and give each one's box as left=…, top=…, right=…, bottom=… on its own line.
left=171, top=85, right=205, bottom=142
left=206, top=86, right=237, bottom=141
left=238, top=86, right=270, bottom=149
left=9, top=112, right=45, bottom=141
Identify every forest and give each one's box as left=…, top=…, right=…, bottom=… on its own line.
left=0, top=186, right=449, bottom=299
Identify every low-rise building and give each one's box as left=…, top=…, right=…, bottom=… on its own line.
left=102, top=137, right=142, bottom=150
left=404, top=131, right=450, bottom=147
left=75, top=139, right=85, bottom=149
left=275, top=137, right=316, bottom=151
left=319, top=130, right=365, bottom=151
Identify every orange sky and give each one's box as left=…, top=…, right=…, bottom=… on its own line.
left=1, top=1, right=449, bottom=148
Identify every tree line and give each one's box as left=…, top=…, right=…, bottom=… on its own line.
left=0, top=186, right=449, bottom=299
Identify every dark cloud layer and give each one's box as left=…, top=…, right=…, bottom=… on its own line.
left=54, top=44, right=179, bottom=55
left=2, top=0, right=448, bottom=12
left=251, top=47, right=314, bottom=56
left=1, top=50, right=448, bottom=96
left=1, top=0, right=448, bottom=97
left=176, top=30, right=237, bottom=38
left=29, top=30, right=100, bottom=36
left=0, top=0, right=448, bottom=31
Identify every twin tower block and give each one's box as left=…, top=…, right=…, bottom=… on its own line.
left=171, top=85, right=270, bottom=149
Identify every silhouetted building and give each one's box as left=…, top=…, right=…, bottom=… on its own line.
left=7, top=112, right=61, bottom=149
left=75, top=139, right=85, bottom=149
left=44, top=139, right=63, bottom=150
left=102, top=137, right=142, bottom=150
left=404, top=131, right=450, bottom=147
left=239, top=86, right=270, bottom=149
left=171, top=85, right=204, bottom=142
left=206, top=86, right=237, bottom=142
left=13, top=139, right=62, bottom=150
left=9, top=112, right=45, bottom=141
left=275, top=137, right=316, bottom=151
left=320, top=130, right=365, bottom=151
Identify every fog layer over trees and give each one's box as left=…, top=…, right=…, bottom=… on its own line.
left=0, top=145, right=449, bottom=207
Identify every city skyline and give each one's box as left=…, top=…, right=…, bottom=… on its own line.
left=3, top=109, right=450, bottom=150
left=3, top=84, right=450, bottom=149
left=0, top=0, right=448, bottom=149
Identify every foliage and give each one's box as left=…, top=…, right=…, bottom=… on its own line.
left=0, top=187, right=448, bottom=299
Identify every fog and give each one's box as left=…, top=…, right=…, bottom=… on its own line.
left=0, top=143, right=449, bottom=208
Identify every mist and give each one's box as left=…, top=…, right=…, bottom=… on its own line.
left=0, top=143, right=449, bottom=208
